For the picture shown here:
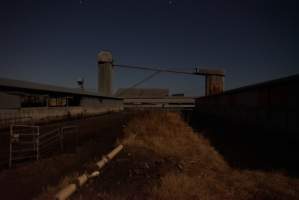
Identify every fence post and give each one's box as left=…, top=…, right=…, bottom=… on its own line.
left=9, top=125, right=13, bottom=168
left=60, top=128, right=64, bottom=152
left=75, top=126, right=79, bottom=151
left=36, top=126, right=40, bottom=161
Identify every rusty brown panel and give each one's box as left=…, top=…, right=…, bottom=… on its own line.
left=205, top=75, right=224, bottom=96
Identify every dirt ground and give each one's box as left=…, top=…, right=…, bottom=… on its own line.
left=68, top=111, right=299, bottom=200
left=1, top=111, right=299, bottom=200
left=70, top=147, right=163, bottom=200
left=0, top=112, right=128, bottom=200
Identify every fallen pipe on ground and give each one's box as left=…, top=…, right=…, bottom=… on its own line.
left=55, top=144, right=124, bottom=200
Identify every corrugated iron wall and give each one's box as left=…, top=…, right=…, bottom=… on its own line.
left=196, top=75, right=299, bottom=135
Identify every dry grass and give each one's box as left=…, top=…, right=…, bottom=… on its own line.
left=123, top=111, right=228, bottom=172
left=122, top=111, right=299, bottom=200
left=33, top=111, right=299, bottom=200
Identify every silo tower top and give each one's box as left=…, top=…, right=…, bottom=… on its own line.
left=97, top=51, right=113, bottom=63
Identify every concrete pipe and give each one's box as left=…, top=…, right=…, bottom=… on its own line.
left=55, top=144, right=124, bottom=200
left=77, top=174, right=88, bottom=187
left=89, top=171, right=100, bottom=178
left=96, top=156, right=109, bottom=169
left=55, top=184, right=77, bottom=200
left=107, top=144, right=123, bottom=160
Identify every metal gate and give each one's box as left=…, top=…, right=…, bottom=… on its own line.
left=9, top=124, right=78, bottom=167
left=61, top=125, right=79, bottom=153
left=9, top=125, right=40, bottom=168
left=39, top=128, right=62, bottom=158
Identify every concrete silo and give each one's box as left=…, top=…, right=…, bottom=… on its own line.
left=97, top=51, right=113, bottom=96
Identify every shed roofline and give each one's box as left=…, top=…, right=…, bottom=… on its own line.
left=0, top=77, right=122, bottom=100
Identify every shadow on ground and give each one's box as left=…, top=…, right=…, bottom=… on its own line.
left=189, top=111, right=299, bottom=178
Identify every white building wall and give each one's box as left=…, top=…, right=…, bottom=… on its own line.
left=0, top=103, right=123, bottom=129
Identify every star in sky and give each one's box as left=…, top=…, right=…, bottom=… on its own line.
left=79, top=0, right=87, bottom=5
left=168, top=0, right=176, bottom=7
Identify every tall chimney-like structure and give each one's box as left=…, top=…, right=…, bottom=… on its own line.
left=97, top=51, right=113, bottom=96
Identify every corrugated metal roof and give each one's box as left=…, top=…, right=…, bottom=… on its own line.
left=0, top=77, right=122, bottom=100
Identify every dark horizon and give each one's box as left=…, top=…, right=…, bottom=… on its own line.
left=0, top=0, right=298, bottom=96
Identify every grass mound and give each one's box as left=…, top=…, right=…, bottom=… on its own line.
left=122, top=111, right=299, bottom=200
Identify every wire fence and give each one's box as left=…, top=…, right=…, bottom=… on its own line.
left=0, top=116, right=33, bottom=129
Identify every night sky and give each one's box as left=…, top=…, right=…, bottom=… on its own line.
left=0, top=0, right=298, bottom=96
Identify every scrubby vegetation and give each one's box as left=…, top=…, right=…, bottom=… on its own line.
left=33, top=111, right=299, bottom=200
left=121, top=111, right=299, bottom=200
